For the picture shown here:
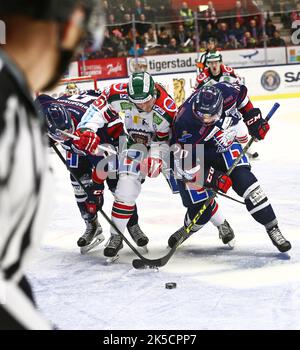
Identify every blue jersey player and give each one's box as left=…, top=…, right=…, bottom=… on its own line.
left=169, top=82, right=291, bottom=253
left=36, top=90, right=148, bottom=253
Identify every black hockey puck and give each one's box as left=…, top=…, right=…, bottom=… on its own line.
left=165, top=282, right=177, bottom=289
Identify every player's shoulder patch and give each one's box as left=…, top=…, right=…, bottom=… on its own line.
left=104, top=83, right=129, bottom=103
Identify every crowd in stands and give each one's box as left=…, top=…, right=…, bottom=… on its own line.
left=79, top=0, right=299, bottom=60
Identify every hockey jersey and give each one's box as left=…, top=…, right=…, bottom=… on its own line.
left=195, top=64, right=241, bottom=90
left=78, top=83, right=177, bottom=158
left=36, top=90, right=123, bottom=155
left=172, top=82, right=253, bottom=155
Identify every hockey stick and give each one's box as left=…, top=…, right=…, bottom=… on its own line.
left=132, top=102, right=280, bottom=269
left=51, top=143, right=150, bottom=262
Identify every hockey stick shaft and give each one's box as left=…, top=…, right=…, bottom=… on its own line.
left=51, top=143, right=147, bottom=261
left=132, top=102, right=280, bottom=269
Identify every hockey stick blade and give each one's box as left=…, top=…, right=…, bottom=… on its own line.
left=132, top=245, right=177, bottom=269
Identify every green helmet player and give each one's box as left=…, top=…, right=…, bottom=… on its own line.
left=127, top=72, right=157, bottom=109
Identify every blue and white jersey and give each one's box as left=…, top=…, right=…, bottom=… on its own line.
left=36, top=90, right=124, bottom=155
left=172, top=82, right=251, bottom=153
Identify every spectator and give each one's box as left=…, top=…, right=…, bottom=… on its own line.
left=229, top=21, right=245, bottom=44
left=224, top=35, right=241, bottom=49
left=102, top=29, right=118, bottom=57
left=268, top=30, right=286, bottom=47
left=158, top=26, right=171, bottom=47
left=134, top=0, right=145, bottom=17
left=233, top=0, right=247, bottom=26
left=265, top=19, right=276, bottom=38
left=242, top=31, right=257, bottom=48
left=167, top=37, right=180, bottom=53
left=201, top=23, right=218, bottom=42
left=126, top=28, right=145, bottom=56
left=217, top=22, right=230, bottom=48
left=121, top=13, right=132, bottom=37
left=204, top=1, right=217, bottom=25
left=136, top=13, right=151, bottom=36
left=248, top=19, right=262, bottom=43
left=179, top=2, right=194, bottom=31
left=175, top=24, right=192, bottom=47
left=144, top=26, right=159, bottom=50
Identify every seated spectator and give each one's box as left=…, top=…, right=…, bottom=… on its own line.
left=247, top=19, right=262, bottom=44
left=179, top=2, right=194, bottom=31
left=265, top=19, right=276, bottom=38
left=121, top=13, right=132, bottom=37
left=217, top=22, right=230, bottom=48
left=175, top=24, right=192, bottom=48
left=201, top=23, right=218, bottom=42
left=268, top=31, right=286, bottom=47
left=167, top=37, right=180, bottom=54
left=144, top=26, right=159, bottom=50
left=242, top=31, right=257, bottom=48
left=102, top=30, right=118, bottom=57
left=155, top=4, right=169, bottom=21
left=229, top=21, right=245, bottom=44
left=126, top=28, right=145, bottom=56
left=136, top=13, right=151, bottom=36
left=158, top=26, right=171, bottom=47
left=224, top=35, right=241, bottom=49
left=204, top=1, right=218, bottom=25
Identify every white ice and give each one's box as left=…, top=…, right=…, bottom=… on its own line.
left=27, top=98, right=300, bottom=330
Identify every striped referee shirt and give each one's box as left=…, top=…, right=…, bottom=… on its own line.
left=0, top=49, right=50, bottom=283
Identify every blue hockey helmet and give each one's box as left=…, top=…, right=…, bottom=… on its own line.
left=192, top=85, right=223, bottom=126
left=44, top=103, right=74, bottom=142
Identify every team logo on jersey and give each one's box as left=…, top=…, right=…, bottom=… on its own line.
left=164, top=97, right=177, bottom=113
left=261, top=70, right=281, bottom=91
left=178, top=131, right=192, bottom=143
left=153, top=105, right=165, bottom=116
left=153, top=114, right=163, bottom=125
left=120, top=102, right=132, bottom=110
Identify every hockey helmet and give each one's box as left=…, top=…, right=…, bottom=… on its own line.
left=127, top=72, right=156, bottom=104
left=65, top=82, right=80, bottom=96
left=192, top=85, right=223, bottom=126
left=45, top=103, right=74, bottom=142
left=0, top=0, right=105, bottom=50
left=206, top=51, right=222, bottom=63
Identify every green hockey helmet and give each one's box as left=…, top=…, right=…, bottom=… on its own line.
left=206, top=51, right=222, bottom=63
left=127, top=72, right=156, bottom=104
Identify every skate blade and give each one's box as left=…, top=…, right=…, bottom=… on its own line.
left=105, top=255, right=120, bottom=265
left=80, top=234, right=105, bottom=255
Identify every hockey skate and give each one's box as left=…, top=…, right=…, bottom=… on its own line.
left=267, top=226, right=291, bottom=253
left=168, top=226, right=191, bottom=248
left=128, top=223, right=149, bottom=252
left=217, top=220, right=235, bottom=248
left=103, top=234, right=123, bottom=260
left=77, top=218, right=105, bottom=255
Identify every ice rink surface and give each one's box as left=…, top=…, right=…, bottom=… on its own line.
left=27, top=98, right=300, bottom=330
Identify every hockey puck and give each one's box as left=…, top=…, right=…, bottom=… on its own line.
left=165, top=282, right=177, bottom=289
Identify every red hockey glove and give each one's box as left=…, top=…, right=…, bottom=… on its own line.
left=243, top=108, right=270, bottom=140
left=73, top=129, right=100, bottom=154
left=140, top=157, right=163, bottom=178
left=204, top=167, right=232, bottom=193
